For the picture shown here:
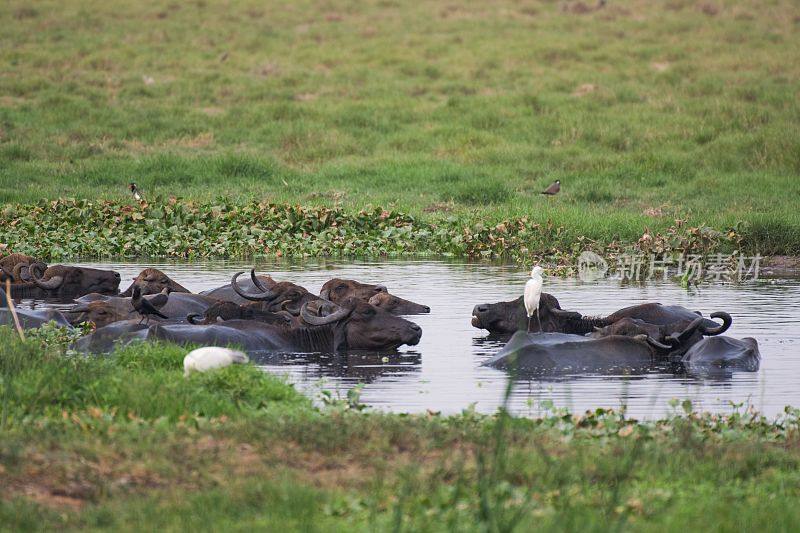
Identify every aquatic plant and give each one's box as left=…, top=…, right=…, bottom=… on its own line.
left=0, top=199, right=741, bottom=269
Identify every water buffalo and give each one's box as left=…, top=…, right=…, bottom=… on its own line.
left=0, top=286, right=72, bottom=329
left=8, top=265, right=120, bottom=299
left=229, top=270, right=321, bottom=315
left=320, top=278, right=387, bottom=301
left=201, top=271, right=278, bottom=304
left=77, top=297, right=422, bottom=354
left=471, top=294, right=584, bottom=335
left=320, top=278, right=430, bottom=314
left=680, top=336, right=760, bottom=372
left=67, top=292, right=219, bottom=327
left=119, top=268, right=190, bottom=296
left=589, top=312, right=731, bottom=356
left=0, top=253, right=46, bottom=282
left=73, top=320, right=154, bottom=353
left=186, top=301, right=294, bottom=326
left=367, top=292, right=430, bottom=315
left=472, top=295, right=730, bottom=337
left=483, top=331, right=670, bottom=374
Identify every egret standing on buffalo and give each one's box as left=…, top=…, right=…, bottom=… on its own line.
left=524, top=266, right=544, bottom=332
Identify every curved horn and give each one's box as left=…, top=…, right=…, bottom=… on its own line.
left=300, top=301, right=351, bottom=326
left=250, top=268, right=271, bottom=293
left=66, top=304, right=91, bottom=314
left=231, top=271, right=277, bottom=301
left=187, top=313, right=203, bottom=325
left=643, top=335, right=674, bottom=351
left=12, top=263, right=29, bottom=281
left=674, top=316, right=706, bottom=344
left=29, top=262, right=46, bottom=280
left=702, top=312, right=732, bottom=336
left=32, top=269, right=64, bottom=290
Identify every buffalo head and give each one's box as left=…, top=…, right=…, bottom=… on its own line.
left=589, top=312, right=732, bottom=356
left=367, top=291, right=430, bottom=315
left=232, top=270, right=320, bottom=315
left=320, top=278, right=388, bottom=303
left=68, top=300, right=130, bottom=327
left=300, top=297, right=422, bottom=351
left=321, top=277, right=429, bottom=315
left=471, top=294, right=583, bottom=335
left=120, top=268, right=190, bottom=296
left=32, top=265, right=120, bottom=295
left=0, top=253, right=46, bottom=282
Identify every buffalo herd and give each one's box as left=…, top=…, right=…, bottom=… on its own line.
left=0, top=254, right=760, bottom=375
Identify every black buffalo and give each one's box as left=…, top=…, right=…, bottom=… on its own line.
left=67, top=293, right=219, bottom=327
left=0, top=253, right=47, bottom=282
left=120, top=268, right=191, bottom=296
left=8, top=265, right=120, bottom=299
left=680, top=336, right=760, bottom=372
left=228, top=270, right=321, bottom=315
left=471, top=293, right=584, bottom=335
left=186, top=300, right=294, bottom=326
left=589, top=312, right=731, bottom=356
left=483, top=332, right=668, bottom=374
left=321, top=278, right=430, bottom=315
left=76, top=297, right=422, bottom=354
left=201, top=271, right=281, bottom=304
left=472, top=295, right=729, bottom=338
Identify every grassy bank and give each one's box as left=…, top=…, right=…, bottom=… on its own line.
left=2, top=327, right=800, bottom=530
left=2, top=0, right=800, bottom=254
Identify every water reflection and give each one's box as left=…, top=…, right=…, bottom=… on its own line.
left=15, top=258, right=798, bottom=419
left=249, top=351, right=422, bottom=383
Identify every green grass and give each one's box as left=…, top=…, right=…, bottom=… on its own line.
left=1, top=0, right=799, bottom=253
left=3, top=326, right=800, bottom=531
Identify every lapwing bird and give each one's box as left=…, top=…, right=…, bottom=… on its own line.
left=129, top=182, right=144, bottom=203
left=541, top=180, right=561, bottom=195
left=131, top=285, right=168, bottom=324
left=524, top=266, right=544, bottom=332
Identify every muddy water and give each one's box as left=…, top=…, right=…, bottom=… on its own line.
left=32, top=259, right=800, bottom=419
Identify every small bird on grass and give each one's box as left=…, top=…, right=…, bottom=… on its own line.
left=132, top=285, right=168, bottom=324
left=183, top=346, right=248, bottom=377
left=524, top=266, right=544, bottom=333
left=129, top=182, right=144, bottom=203
left=541, top=180, right=560, bottom=195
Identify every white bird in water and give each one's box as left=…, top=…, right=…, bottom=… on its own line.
left=183, top=346, right=248, bottom=377
left=524, top=266, right=544, bottom=333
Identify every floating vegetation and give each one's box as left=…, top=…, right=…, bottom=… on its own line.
left=0, top=199, right=740, bottom=270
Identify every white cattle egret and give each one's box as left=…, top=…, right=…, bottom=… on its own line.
left=183, top=347, right=248, bottom=377
left=524, top=266, right=544, bottom=332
